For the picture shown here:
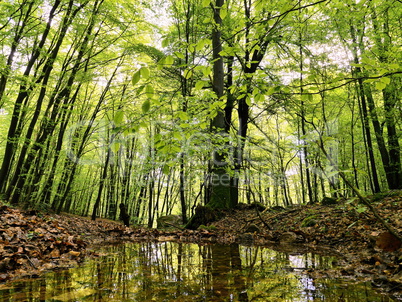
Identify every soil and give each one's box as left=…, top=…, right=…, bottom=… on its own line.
left=1, top=192, right=402, bottom=299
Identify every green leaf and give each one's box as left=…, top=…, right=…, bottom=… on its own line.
left=175, top=52, right=185, bottom=59
left=113, top=110, right=124, bottom=125
left=266, top=86, right=276, bottom=95
left=381, top=77, right=391, bottom=85
left=162, top=38, right=169, bottom=48
left=145, top=84, right=154, bottom=98
left=162, top=164, right=170, bottom=175
left=165, top=55, right=174, bottom=66
left=375, top=81, right=386, bottom=90
left=202, top=17, right=211, bottom=23
left=202, top=66, right=211, bottom=77
left=136, top=84, right=145, bottom=96
left=361, top=57, right=377, bottom=67
left=178, top=111, right=189, bottom=120
left=220, top=8, right=227, bottom=19
left=254, top=94, right=264, bottom=103
left=140, top=67, right=150, bottom=79
left=111, top=142, right=120, bottom=154
left=202, top=0, right=210, bottom=8
left=142, top=100, right=151, bottom=113
left=195, top=80, right=205, bottom=90
left=184, top=69, right=193, bottom=79
left=132, top=70, right=141, bottom=85
left=196, top=39, right=206, bottom=52
left=245, top=96, right=252, bottom=106
left=157, top=58, right=165, bottom=70
left=301, top=93, right=313, bottom=102
left=356, top=206, right=367, bottom=213
left=188, top=44, right=195, bottom=53
left=173, top=132, right=182, bottom=140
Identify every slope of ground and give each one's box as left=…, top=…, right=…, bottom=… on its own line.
left=0, top=193, right=401, bottom=298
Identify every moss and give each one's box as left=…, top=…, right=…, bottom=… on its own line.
left=301, top=215, right=318, bottom=227
left=370, top=190, right=402, bottom=202
left=185, top=205, right=223, bottom=230
left=321, top=197, right=337, bottom=205
left=198, top=225, right=217, bottom=231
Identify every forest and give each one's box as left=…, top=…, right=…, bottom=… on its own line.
left=0, top=0, right=401, bottom=228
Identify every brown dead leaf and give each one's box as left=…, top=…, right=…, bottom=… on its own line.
left=376, top=231, right=402, bottom=252
left=67, top=251, right=81, bottom=258
left=49, top=248, right=60, bottom=258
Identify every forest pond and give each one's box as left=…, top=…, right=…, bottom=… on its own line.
left=0, top=242, right=395, bottom=301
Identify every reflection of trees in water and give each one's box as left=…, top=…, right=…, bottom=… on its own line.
left=209, top=244, right=248, bottom=301
left=0, top=242, right=394, bottom=302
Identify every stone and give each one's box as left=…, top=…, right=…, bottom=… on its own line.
left=321, top=196, right=337, bottom=205
left=156, top=215, right=183, bottom=229
left=279, top=231, right=298, bottom=244
left=244, top=224, right=261, bottom=234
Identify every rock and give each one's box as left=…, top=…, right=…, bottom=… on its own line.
left=301, top=215, right=317, bottom=227
left=270, top=205, right=285, bottom=211
left=251, top=202, right=267, bottom=211
left=279, top=231, right=298, bottom=244
left=157, top=215, right=183, bottom=229
left=244, top=224, right=261, bottom=234
left=321, top=196, right=337, bottom=205
left=185, top=206, right=222, bottom=230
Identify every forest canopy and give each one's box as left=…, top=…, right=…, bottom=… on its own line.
left=0, top=0, right=401, bottom=227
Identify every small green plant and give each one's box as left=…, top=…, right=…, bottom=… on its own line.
left=301, top=215, right=318, bottom=227
left=355, top=205, right=367, bottom=213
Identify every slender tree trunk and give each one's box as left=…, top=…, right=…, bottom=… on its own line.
left=0, top=0, right=36, bottom=106
left=367, top=5, right=401, bottom=189
left=349, top=25, right=381, bottom=193
left=91, top=147, right=111, bottom=221
left=0, top=0, right=61, bottom=194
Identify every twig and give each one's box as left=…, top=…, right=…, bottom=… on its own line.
left=23, top=254, right=37, bottom=269
left=255, top=206, right=272, bottom=230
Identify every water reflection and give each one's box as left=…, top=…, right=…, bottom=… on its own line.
left=0, top=242, right=394, bottom=301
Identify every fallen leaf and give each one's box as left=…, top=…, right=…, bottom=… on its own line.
left=376, top=232, right=402, bottom=252
left=68, top=251, right=81, bottom=258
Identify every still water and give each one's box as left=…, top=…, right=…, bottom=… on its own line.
left=0, top=242, right=395, bottom=301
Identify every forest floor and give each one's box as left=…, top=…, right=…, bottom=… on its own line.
left=1, top=192, right=402, bottom=299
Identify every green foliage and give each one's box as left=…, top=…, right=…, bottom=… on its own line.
left=301, top=215, right=318, bottom=227
left=0, top=0, right=401, bottom=229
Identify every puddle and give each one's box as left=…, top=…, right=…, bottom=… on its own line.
left=0, top=242, right=395, bottom=301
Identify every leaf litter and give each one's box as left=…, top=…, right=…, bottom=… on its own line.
left=0, top=193, right=401, bottom=299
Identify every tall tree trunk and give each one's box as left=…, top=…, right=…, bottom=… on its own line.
left=382, top=82, right=402, bottom=189
left=369, top=4, right=401, bottom=189
left=349, top=25, right=381, bottom=193
left=208, top=0, right=231, bottom=209
left=0, top=0, right=36, bottom=106
left=0, top=0, right=61, bottom=194
left=8, top=1, right=92, bottom=205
